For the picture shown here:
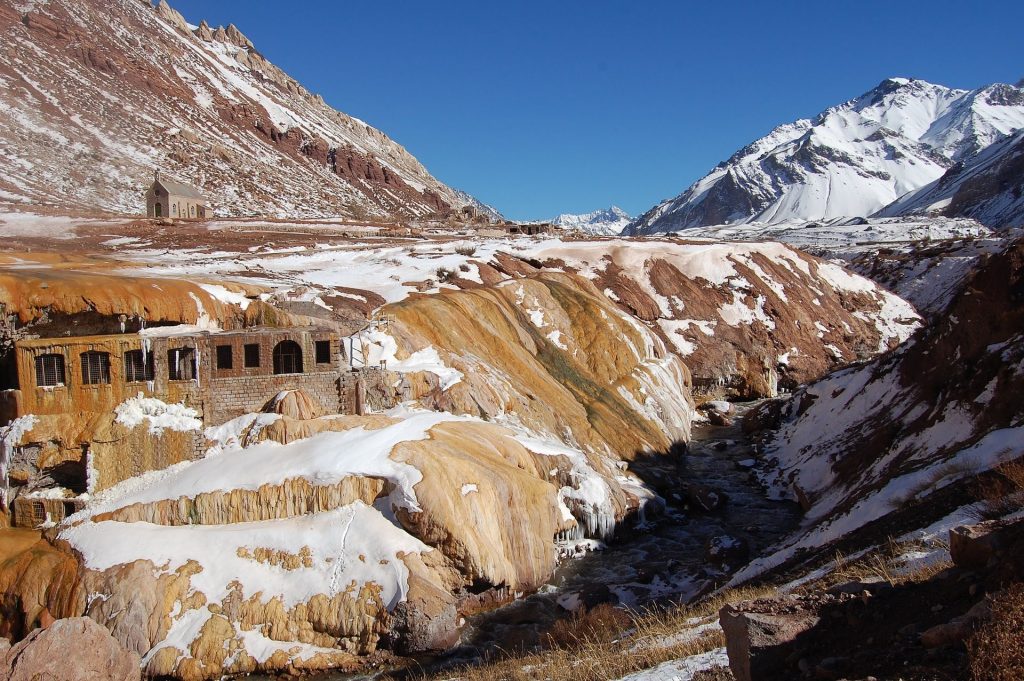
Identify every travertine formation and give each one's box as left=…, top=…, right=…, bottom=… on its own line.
left=0, top=227, right=933, bottom=678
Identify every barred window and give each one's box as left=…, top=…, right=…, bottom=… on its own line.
left=168, top=347, right=196, bottom=381
left=124, top=350, right=154, bottom=382
left=34, top=353, right=66, bottom=387
left=244, top=343, right=260, bottom=368
left=273, top=340, right=303, bottom=375
left=80, top=351, right=110, bottom=385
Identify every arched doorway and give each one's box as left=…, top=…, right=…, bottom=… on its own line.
left=273, top=340, right=303, bottom=374
left=154, top=203, right=162, bottom=217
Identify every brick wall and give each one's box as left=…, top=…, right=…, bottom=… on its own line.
left=206, top=372, right=343, bottom=424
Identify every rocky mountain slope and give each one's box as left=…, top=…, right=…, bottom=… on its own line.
left=0, top=0, right=479, bottom=219
left=737, top=235, right=1024, bottom=582
left=879, top=128, right=1024, bottom=229
left=548, top=206, right=631, bottom=235
left=627, top=78, right=1024, bottom=234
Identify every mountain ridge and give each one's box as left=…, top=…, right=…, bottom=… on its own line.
left=546, top=205, right=631, bottom=235
left=626, top=77, right=1024, bottom=234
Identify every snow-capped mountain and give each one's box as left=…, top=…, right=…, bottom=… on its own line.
left=878, top=128, right=1024, bottom=229
left=0, top=0, right=482, bottom=219
left=549, top=206, right=631, bottom=235
left=627, top=78, right=1024, bottom=235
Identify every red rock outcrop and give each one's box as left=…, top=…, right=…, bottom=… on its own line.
left=0, top=0, right=475, bottom=219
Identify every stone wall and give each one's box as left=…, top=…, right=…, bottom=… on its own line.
left=206, top=372, right=343, bottom=424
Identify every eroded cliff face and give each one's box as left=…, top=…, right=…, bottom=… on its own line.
left=0, top=228, right=935, bottom=679
left=384, top=270, right=693, bottom=455
left=489, top=240, right=920, bottom=397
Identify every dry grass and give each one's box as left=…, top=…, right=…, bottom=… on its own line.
left=972, top=460, right=1024, bottom=521
left=968, top=583, right=1024, bottom=681
left=386, top=586, right=775, bottom=681
left=823, top=536, right=952, bottom=589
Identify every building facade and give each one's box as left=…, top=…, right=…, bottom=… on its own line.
left=8, top=327, right=349, bottom=424
left=146, top=171, right=209, bottom=219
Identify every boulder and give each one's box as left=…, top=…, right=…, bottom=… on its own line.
left=704, top=535, right=749, bottom=568
left=920, top=598, right=991, bottom=648
left=1, top=617, right=141, bottom=681
left=700, top=400, right=736, bottom=426
left=949, top=518, right=1024, bottom=571
left=720, top=602, right=821, bottom=681
left=264, top=389, right=324, bottom=420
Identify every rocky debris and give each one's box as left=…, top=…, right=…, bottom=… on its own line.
left=1, top=617, right=141, bottom=681
left=686, top=484, right=727, bottom=513
left=920, top=598, right=990, bottom=648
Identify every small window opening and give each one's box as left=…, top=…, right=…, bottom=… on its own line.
left=273, top=340, right=303, bottom=375
left=315, top=340, right=331, bottom=364
left=244, top=344, right=260, bottom=368
left=124, top=349, right=154, bottom=382
left=168, top=347, right=196, bottom=381
left=216, top=345, right=233, bottom=370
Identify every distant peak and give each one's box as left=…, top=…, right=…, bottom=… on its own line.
left=1017, top=77, right=1024, bottom=89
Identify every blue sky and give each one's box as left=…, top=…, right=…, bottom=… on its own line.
left=169, top=0, right=1022, bottom=220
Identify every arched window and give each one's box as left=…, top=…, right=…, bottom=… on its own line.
left=273, top=340, right=303, bottom=375
left=172, top=203, right=178, bottom=216
left=35, top=353, right=66, bottom=387
left=190, top=204, right=195, bottom=217
left=80, top=351, right=111, bottom=385
left=154, top=203, right=162, bottom=218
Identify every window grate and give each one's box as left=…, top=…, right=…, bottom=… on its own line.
left=35, top=353, right=66, bottom=387
left=124, top=350, right=154, bottom=382
left=273, top=340, right=303, bottom=375
left=168, top=347, right=196, bottom=381
left=80, top=351, right=110, bottom=385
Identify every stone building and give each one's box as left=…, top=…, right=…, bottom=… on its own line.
left=505, top=222, right=552, bottom=236
left=9, top=326, right=347, bottom=423
left=146, top=171, right=208, bottom=219
left=0, top=321, right=414, bottom=527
